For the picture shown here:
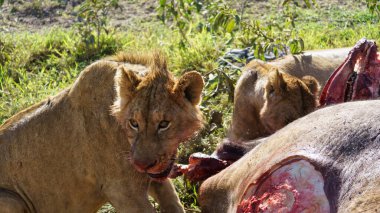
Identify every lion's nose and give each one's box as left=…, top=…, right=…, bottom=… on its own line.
left=132, top=159, right=157, bottom=173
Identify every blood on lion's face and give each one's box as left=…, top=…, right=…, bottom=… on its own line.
left=111, top=53, right=204, bottom=180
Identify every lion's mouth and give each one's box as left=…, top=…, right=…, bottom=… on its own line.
left=147, top=161, right=174, bottom=180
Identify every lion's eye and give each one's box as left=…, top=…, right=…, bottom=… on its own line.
left=129, top=119, right=139, bottom=130
left=158, top=120, right=171, bottom=131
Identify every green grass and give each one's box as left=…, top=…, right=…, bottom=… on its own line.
left=299, top=22, right=380, bottom=49
left=295, top=4, right=380, bottom=49
left=1, top=29, right=79, bottom=123
left=1, top=1, right=380, bottom=212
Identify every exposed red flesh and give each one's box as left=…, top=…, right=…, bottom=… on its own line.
left=320, top=38, right=380, bottom=106
left=237, top=160, right=329, bottom=213
left=169, top=142, right=246, bottom=181
left=169, top=153, right=230, bottom=182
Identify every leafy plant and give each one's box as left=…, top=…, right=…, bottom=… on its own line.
left=0, top=40, right=14, bottom=65
left=173, top=177, right=202, bottom=212
left=157, top=0, right=316, bottom=56
left=75, top=0, right=119, bottom=55
left=364, top=0, right=380, bottom=16
left=283, top=0, right=316, bottom=8
left=157, top=0, right=229, bottom=48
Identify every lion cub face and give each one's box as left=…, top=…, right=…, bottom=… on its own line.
left=260, top=69, right=319, bottom=133
left=112, top=54, right=204, bottom=180
left=231, top=60, right=320, bottom=141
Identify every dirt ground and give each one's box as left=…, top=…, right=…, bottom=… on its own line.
left=0, top=0, right=158, bottom=32
left=0, top=0, right=366, bottom=33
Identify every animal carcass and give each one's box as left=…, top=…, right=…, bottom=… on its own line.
left=199, top=100, right=380, bottom=213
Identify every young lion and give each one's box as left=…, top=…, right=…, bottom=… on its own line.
left=228, top=60, right=319, bottom=142
left=0, top=52, right=204, bottom=212
left=227, top=49, right=350, bottom=142
left=181, top=60, right=320, bottom=182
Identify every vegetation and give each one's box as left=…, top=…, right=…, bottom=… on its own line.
left=0, top=0, right=379, bottom=212
left=75, top=0, right=120, bottom=59
left=157, top=0, right=316, bottom=56
left=364, top=0, right=380, bottom=16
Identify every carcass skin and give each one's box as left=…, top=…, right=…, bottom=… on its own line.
left=271, top=47, right=351, bottom=85
left=199, top=100, right=380, bottom=213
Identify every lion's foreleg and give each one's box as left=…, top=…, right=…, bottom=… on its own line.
left=149, top=180, right=185, bottom=213
left=104, top=180, right=155, bottom=213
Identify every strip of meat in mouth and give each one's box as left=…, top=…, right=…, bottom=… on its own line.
left=148, top=161, right=175, bottom=181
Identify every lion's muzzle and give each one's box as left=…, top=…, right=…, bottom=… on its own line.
left=132, top=158, right=175, bottom=180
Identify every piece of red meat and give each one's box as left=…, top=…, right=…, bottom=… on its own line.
left=169, top=152, right=230, bottom=182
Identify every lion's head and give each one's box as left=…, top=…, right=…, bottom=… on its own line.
left=229, top=60, right=319, bottom=142
left=111, top=52, right=204, bottom=180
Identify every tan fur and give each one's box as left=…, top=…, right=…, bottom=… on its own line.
left=229, top=60, right=319, bottom=142
left=111, top=52, right=204, bottom=175
left=272, top=48, right=350, bottom=85
left=0, top=52, right=204, bottom=212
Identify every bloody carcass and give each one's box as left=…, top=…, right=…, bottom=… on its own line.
left=199, top=100, right=380, bottom=213
left=171, top=39, right=379, bottom=182
left=320, top=38, right=380, bottom=105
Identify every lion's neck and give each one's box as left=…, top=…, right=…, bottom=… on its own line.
left=228, top=98, right=269, bottom=143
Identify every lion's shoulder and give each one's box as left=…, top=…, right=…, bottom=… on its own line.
left=0, top=89, right=69, bottom=132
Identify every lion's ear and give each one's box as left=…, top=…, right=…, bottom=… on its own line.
left=175, top=71, right=204, bottom=105
left=114, top=65, right=141, bottom=109
left=268, top=68, right=286, bottom=93
left=301, top=75, right=320, bottom=97
left=298, top=76, right=319, bottom=113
